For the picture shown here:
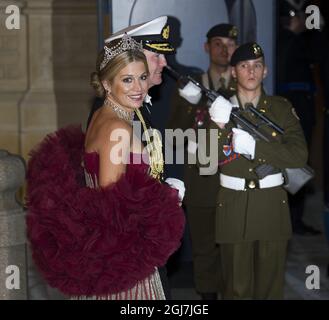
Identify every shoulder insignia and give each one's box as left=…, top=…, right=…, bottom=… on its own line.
left=291, top=108, right=300, bottom=120
left=268, top=96, right=292, bottom=110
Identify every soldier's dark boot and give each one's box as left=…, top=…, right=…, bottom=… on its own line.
left=200, top=292, right=217, bottom=300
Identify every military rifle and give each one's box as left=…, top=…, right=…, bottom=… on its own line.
left=165, top=65, right=314, bottom=195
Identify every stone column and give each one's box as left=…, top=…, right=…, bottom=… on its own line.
left=51, top=0, right=98, bottom=129
left=0, top=150, right=27, bottom=299
left=0, top=1, right=27, bottom=156
left=0, top=0, right=97, bottom=160
left=18, top=0, right=58, bottom=160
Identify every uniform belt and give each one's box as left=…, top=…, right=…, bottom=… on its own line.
left=220, top=173, right=284, bottom=190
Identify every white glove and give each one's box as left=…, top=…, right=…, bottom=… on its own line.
left=165, top=178, right=186, bottom=202
left=209, top=96, right=235, bottom=124
left=232, top=128, right=256, bottom=159
left=178, top=81, right=202, bottom=104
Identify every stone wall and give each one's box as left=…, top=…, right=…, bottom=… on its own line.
left=0, top=1, right=27, bottom=156
left=0, top=0, right=97, bottom=160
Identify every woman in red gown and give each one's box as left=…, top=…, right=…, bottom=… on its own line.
left=26, top=35, right=185, bottom=300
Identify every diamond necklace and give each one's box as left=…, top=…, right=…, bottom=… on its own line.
left=105, top=98, right=134, bottom=125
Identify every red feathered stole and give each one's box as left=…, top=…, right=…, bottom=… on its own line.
left=26, top=125, right=185, bottom=297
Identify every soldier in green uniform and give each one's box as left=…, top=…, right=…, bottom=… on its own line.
left=166, top=24, right=238, bottom=300
left=200, top=42, right=308, bottom=299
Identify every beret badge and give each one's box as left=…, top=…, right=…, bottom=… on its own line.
left=253, top=43, right=263, bottom=57
left=229, top=26, right=238, bottom=38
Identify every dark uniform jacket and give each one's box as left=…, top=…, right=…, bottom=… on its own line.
left=199, top=92, right=308, bottom=242
left=167, top=72, right=236, bottom=207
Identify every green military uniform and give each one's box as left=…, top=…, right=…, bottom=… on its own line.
left=200, top=89, right=308, bottom=299
left=197, top=42, right=309, bottom=299
left=167, top=72, right=236, bottom=295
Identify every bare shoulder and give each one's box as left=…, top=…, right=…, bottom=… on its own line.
left=99, top=118, right=133, bottom=145
left=85, top=106, right=133, bottom=153
left=103, top=118, right=132, bottom=134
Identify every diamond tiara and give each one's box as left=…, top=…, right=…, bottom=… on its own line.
left=100, top=33, right=143, bottom=70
